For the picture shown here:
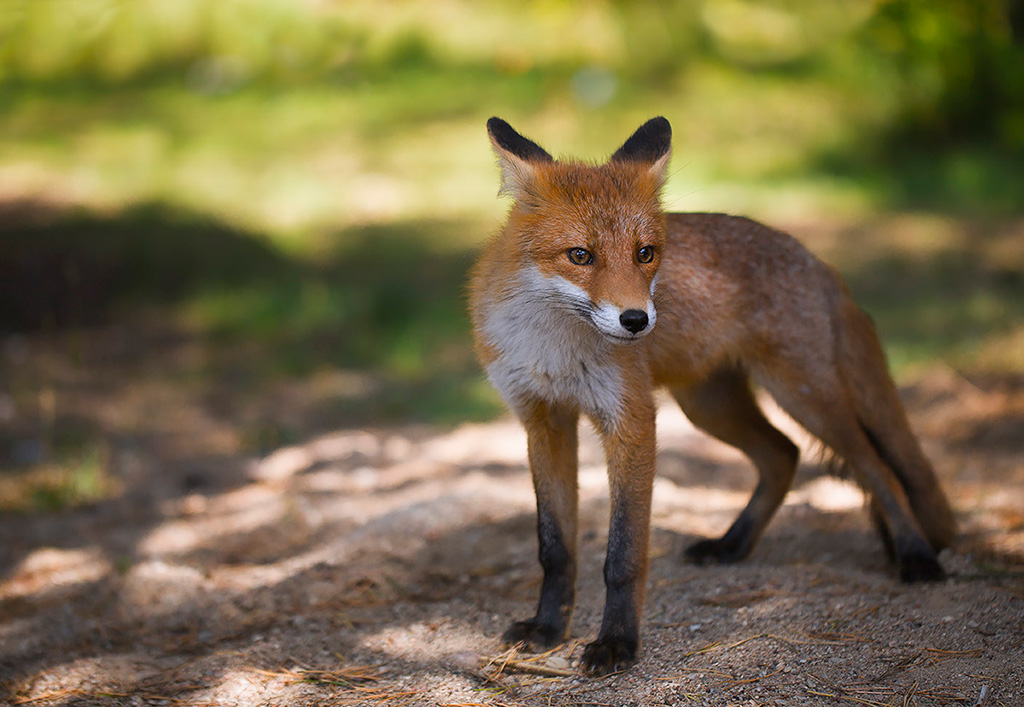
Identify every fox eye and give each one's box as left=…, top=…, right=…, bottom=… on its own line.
left=567, top=247, right=593, bottom=265
left=637, top=246, right=655, bottom=264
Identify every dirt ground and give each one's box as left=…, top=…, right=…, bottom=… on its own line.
left=1, top=325, right=1023, bottom=707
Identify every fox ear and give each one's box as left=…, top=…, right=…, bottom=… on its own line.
left=610, top=116, right=671, bottom=180
left=487, top=117, right=553, bottom=199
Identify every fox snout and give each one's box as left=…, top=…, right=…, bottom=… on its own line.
left=537, top=269, right=657, bottom=342
left=620, top=309, right=649, bottom=334
left=591, top=300, right=658, bottom=342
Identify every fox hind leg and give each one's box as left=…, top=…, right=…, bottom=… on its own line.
left=838, top=302, right=956, bottom=553
left=671, top=367, right=800, bottom=565
left=763, top=371, right=945, bottom=583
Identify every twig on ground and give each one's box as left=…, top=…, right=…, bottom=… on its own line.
left=684, top=630, right=861, bottom=660
left=867, top=651, right=922, bottom=682
left=499, top=660, right=575, bottom=678
left=925, top=646, right=984, bottom=664
left=655, top=667, right=735, bottom=681
left=718, top=667, right=784, bottom=688
left=479, top=643, right=576, bottom=678
left=806, top=689, right=889, bottom=706
left=12, top=690, right=84, bottom=705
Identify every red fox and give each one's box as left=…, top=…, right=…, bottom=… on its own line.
left=468, top=116, right=955, bottom=676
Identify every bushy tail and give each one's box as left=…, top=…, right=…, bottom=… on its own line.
left=838, top=300, right=956, bottom=551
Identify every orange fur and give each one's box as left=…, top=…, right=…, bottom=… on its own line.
left=469, top=118, right=954, bottom=676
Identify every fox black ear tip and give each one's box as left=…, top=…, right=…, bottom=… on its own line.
left=486, top=119, right=554, bottom=162
left=487, top=117, right=511, bottom=134
left=647, top=116, right=672, bottom=138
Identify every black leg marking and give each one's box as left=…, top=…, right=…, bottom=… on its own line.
left=895, top=535, right=946, bottom=583
left=583, top=505, right=643, bottom=675
left=504, top=503, right=575, bottom=650
left=503, top=619, right=566, bottom=650
left=685, top=511, right=755, bottom=564
left=581, top=635, right=639, bottom=676
left=869, top=499, right=898, bottom=564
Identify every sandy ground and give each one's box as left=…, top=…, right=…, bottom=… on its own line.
left=1, top=329, right=1023, bottom=706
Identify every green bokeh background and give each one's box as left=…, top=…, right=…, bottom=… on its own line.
left=1, top=0, right=1022, bottom=438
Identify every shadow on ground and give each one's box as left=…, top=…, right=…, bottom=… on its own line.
left=0, top=196, right=495, bottom=478
left=2, top=389, right=1023, bottom=705
left=0, top=198, right=496, bottom=622
left=2, top=200, right=1023, bottom=704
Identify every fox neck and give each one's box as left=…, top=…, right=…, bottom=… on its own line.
left=481, top=264, right=636, bottom=426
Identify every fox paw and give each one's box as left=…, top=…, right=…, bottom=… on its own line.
left=580, top=636, right=638, bottom=676
left=502, top=619, right=565, bottom=651
left=685, top=536, right=748, bottom=565
left=898, top=551, right=946, bottom=583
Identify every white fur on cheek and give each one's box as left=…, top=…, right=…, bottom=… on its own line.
left=547, top=271, right=592, bottom=309
left=592, top=302, right=624, bottom=338
left=480, top=266, right=623, bottom=424
left=645, top=298, right=658, bottom=331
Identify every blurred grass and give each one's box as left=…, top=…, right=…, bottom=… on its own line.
left=0, top=446, right=118, bottom=513
left=846, top=234, right=1024, bottom=375
left=182, top=217, right=498, bottom=425
left=1, top=0, right=1022, bottom=441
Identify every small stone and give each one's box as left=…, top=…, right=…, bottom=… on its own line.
left=546, top=656, right=571, bottom=670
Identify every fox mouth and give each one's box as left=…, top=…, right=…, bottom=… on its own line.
left=588, top=320, right=651, bottom=345
left=600, top=329, right=633, bottom=340
left=603, top=332, right=646, bottom=345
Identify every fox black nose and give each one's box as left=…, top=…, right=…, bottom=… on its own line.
left=619, top=309, right=649, bottom=334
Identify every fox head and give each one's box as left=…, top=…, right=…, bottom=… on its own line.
left=487, top=117, right=671, bottom=343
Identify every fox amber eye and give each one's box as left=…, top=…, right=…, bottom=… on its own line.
left=567, top=247, right=593, bottom=265
left=637, top=246, right=655, bottom=263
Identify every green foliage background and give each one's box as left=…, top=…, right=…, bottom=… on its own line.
left=1, top=0, right=1022, bottom=430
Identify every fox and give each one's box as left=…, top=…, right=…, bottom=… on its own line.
left=467, top=116, right=955, bottom=676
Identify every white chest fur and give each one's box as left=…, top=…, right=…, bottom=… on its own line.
left=481, top=267, right=624, bottom=423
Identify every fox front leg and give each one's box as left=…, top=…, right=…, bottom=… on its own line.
left=581, top=393, right=657, bottom=676
left=504, top=401, right=580, bottom=650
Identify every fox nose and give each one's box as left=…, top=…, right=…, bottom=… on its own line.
left=619, top=309, right=649, bottom=334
